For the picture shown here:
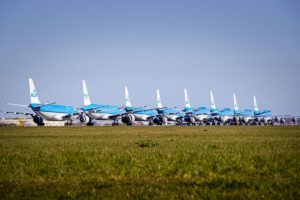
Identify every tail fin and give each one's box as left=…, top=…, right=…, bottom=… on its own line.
left=125, top=86, right=132, bottom=107
left=156, top=89, right=163, bottom=108
left=29, top=78, right=40, bottom=104
left=184, top=88, right=191, bottom=109
left=210, top=91, right=217, bottom=109
left=233, top=93, right=239, bottom=111
left=253, top=96, right=258, bottom=111
left=82, top=80, right=91, bottom=106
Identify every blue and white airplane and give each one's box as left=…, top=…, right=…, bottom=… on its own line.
left=121, top=87, right=158, bottom=125
left=252, top=96, right=273, bottom=125
left=154, top=89, right=184, bottom=125
left=6, top=78, right=79, bottom=126
left=80, top=80, right=125, bottom=126
left=182, top=89, right=211, bottom=125
left=207, top=91, right=226, bottom=125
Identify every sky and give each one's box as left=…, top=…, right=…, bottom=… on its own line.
left=0, top=0, right=300, bottom=116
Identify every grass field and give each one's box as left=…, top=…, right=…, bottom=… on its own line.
left=0, top=126, right=299, bottom=199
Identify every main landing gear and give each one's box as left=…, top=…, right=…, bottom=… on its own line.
left=112, top=120, right=119, bottom=126
left=65, top=120, right=73, bottom=126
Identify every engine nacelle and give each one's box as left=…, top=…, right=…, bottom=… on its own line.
left=79, top=114, right=90, bottom=123
left=184, top=116, right=195, bottom=123
left=218, top=116, right=225, bottom=123
left=261, top=118, right=267, bottom=124
left=121, top=114, right=135, bottom=124
left=153, top=115, right=168, bottom=125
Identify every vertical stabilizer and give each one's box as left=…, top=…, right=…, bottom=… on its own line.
left=210, top=91, right=217, bottom=109
left=157, top=89, right=163, bottom=108
left=29, top=78, right=41, bottom=104
left=82, top=80, right=91, bottom=106
left=184, top=88, right=191, bottom=109
left=254, top=96, right=258, bottom=111
left=233, top=93, right=239, bottom=111
left=125, top=86, right=132, bottom=107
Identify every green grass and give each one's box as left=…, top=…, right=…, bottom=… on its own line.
left=0, top=126, right=299, bottom=199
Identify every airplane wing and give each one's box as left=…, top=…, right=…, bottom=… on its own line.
left=107, top=108, right=158, bottom=119
left=83, top=105, right=108, bottom=112
left=61, top=112, right=83, bottom=121
left=6, top=102, right=56, bottom=108
left=34, top=102, right=56, bottom=108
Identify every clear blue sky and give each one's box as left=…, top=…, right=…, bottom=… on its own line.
left=0, top=0, right=299, bottom=115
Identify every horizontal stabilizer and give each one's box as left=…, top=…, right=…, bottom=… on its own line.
left=5, top=103, right=29, bottom=107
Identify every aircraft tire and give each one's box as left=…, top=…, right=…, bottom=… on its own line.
left=87, top=122, right=94, bottom=126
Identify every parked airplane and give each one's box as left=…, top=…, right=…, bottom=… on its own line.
left=208, top=91, right=228, bottom=125
left=80, top=80, right=124, bottom=126
left=154, top=89, right=184, bottom=125
left=183, top=89, right=211, bottom=125
left=6, top=78, right=79, bottom=126
left=252, top=96, right=273, bottom=125
left=121, top=87, right=158, bottom=125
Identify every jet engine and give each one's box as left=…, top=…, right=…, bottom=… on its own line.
left=79, top=113, right=90, bottom=123
left=184, top=115, right=195, bottom=124
left=153, top=115, right=168, bottom=125
left=121, top=114, right=135, bottom=124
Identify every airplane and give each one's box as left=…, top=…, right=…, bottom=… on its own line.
left=182, top=88, right=211, bottom=125
left=208, top=91, right=227, bottom=125
left=252, top=96, right=273, bottom=125
left=80, top=80, right=125, bottom=126
left=5, top=78, right=79, bottom=126
left=154, top=89, right=184, bottom=125
left=121, top=87, right=158, bottom=126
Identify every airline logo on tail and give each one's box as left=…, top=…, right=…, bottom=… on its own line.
left=29, top=78, right=40, bottom=104
left=31, top=90, right=37, bottom=97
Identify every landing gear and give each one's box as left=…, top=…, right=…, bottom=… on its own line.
left=87, top=122, right=94, bottom=126
left=112, top=121, right=119, bottom=126
left=86, top=118, right=94, bottom=126
left=65, top=121, right=73, bottom=126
